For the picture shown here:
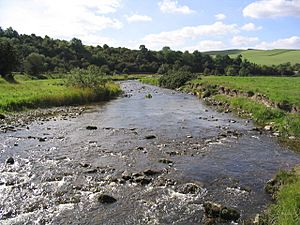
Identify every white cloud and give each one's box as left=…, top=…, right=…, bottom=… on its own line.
left=256, top=36, right=300, bottom=49
left=142, top=22, right=239, bottom=49
left=0, top=0, right=122, bottom=41
left=231, top=36, right=259, bottom=47
left=215, top=13, right=226, bottom=20
left=243, top=0, right=300, bottom=18
left=241, top=23, right=262, bottom=31
left=126, top=14, right=152, bottom=23
left=158, top=0, right=195, bottom=14
left=186, top=40, right=226, bottom=52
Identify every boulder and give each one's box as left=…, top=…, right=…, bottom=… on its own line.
left=134, top=176, right=152, bottom=185
left=86, top=126, right=97, bottom=130
left=98, top=194, right=117, bottom=204
left=6, top=157, right=14, bottom=165
left=121, top=171, right=132, bottom=181
left=203, top=201, right=240, bottom=222
left=159, top=159, right=173, bottom=164
left=178, top=183, right=202, bottom=194
left=143, top=169, right=161, bottom=176
left=145, top=135, right=156, bottom=139
left=0, top=114, right=5, bottom=119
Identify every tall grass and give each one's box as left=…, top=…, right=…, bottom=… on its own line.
left=0, top=77, right=121, bottom=113
left=262, top=168, right=300, bottom=225
left=139, top=77, right=160, bottom=86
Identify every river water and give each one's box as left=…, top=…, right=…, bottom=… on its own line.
left=0, top=81, right=299, bottom=225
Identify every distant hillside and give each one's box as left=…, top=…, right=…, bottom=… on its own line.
left=204, top=49, right=300, bottom=66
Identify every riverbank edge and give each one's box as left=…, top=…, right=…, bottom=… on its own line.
left=139, top=76, right=300, bottom=225
left=0, top=81, right=122, bottom=114
left=182, top=80, right=300, bottom=151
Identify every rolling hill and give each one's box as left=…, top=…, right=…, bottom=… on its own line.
left=204, top=49, right=300, bottom=66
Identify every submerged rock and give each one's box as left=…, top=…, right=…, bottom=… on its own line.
left=6, top=157, right=15, bottom=165
left=98, top=194, right=117, bottom=204
left=203, top=201, right=240, bottom=222
left=38, top=137, right=47, bottom=142
left=143, top=169, right=161, bottom=176
left=134, top=176, right=152, bottom=185
left=0, top=114, right=6, bottom=119
left=159, top=159, right=173, bottom=164
left=145, top=135, right=156, bottom=139
left=178, top=183, right=203, bottom=194
left=86, top=126, right=98, bottom=130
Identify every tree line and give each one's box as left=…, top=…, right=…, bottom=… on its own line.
left=0, top=27, right=299, bottom=81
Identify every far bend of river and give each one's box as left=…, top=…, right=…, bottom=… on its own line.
left=0, top=81, right=299, bottom=225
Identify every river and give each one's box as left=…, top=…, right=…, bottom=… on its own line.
left=0, top=81, right=299, bottom=225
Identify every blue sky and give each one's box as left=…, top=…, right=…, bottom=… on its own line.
left=0, top=0, right=300, bottom=51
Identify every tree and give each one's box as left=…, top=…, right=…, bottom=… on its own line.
left=225, top=66, right=238, bottom=76
left=0, top=37, right=19, bottom=81
left=24, top=53, right=46, bottom=76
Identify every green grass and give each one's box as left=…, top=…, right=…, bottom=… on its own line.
left=191, top=76, right=300, bottom=108
left=262, top=168, right=300, bottom=225
left=0, top=77, right=121, bottom=113
left=205, top=49, right=300, bottom=66
left=139, top=76, right=160, bottom=86
left=111, top=74, right=158, bottom=81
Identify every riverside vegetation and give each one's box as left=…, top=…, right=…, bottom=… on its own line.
left=0, top=67, right=121, bottom=113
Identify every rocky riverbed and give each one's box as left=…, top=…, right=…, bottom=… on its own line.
left=0, top=81, right=299, bottom=225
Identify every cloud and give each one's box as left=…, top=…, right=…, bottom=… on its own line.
left=256, top=36, right=300, bottom=49
left=158, top=0, right=195, bottom=14
left=142, top=22, right=239, bottom=49
left=231, top=36, right=259, bottom=47
left=215, top=13, right=226, bottom=20
left=241, top=23, right=262, bottom=31
left=243, top=0, right=300, bottom=18
left=0, top=0, right=122, bottom=41
left=186, top=40, right=226, bottom=52
left=126, top=14, right=152, bottom=23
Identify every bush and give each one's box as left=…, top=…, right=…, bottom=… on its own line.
left=66, top=65, right=110, bottom=88
left=159, top=68, right=195, bottom=89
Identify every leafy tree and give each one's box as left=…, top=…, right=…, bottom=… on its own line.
left=225, top=66, right=239, bottom=76
left=24, top=53, right=46, bottom=76
left=0, top=37, right=19, bottom=81
left=159, top=68, right=195, bottom=89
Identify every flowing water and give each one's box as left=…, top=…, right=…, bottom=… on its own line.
left=0, top=81, right=299, bottom=225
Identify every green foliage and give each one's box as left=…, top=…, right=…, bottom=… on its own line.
left=261, top=168, right=300, bottom=225
left=0, top=77, right=121, bottom=113
left=159, top=68, right=195, bottom=89
left=66, top=65, right=110, bottom=88
left=0, top=37, right=19, bottom=80
left=139, top=77, right=160, bottom=86
left=24, top=53, right=46, bottom=76
left=0, top=27, right=298, bottom=78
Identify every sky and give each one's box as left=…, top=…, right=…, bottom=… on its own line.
left=0, top=0, right=300, bottom=51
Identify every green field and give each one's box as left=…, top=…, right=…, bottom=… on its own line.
left=0, top=77, right=121, bottom=113
left=191, top=76, right=300, bottom=107
left=205, top=49, right=300, bottom=66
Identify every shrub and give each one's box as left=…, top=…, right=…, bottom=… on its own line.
left=159, top=68, right=195, bottom=89
left=66, top=65, right=110, bottom=88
